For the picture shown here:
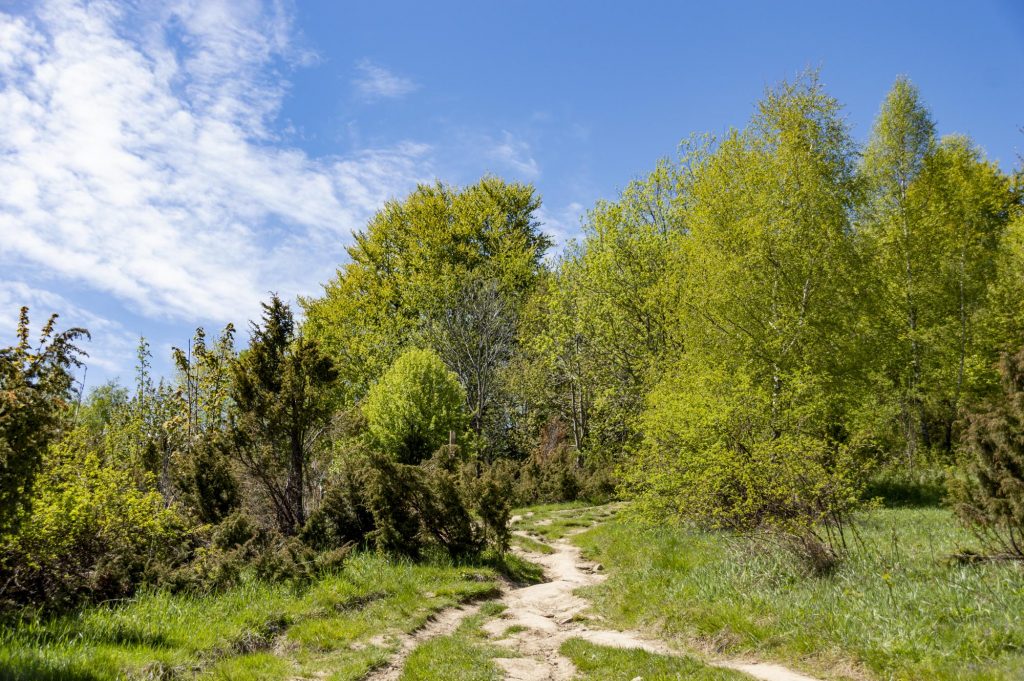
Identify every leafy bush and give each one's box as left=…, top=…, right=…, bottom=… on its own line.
left=951, top=344, right=1024, bottom=558
left=0, top=430, right=190, bottom=609
left=363, top=348, right=467, bottom=464
left=625, top=363, right=872, bottom=572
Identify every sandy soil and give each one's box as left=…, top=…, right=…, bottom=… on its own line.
left=363, top=603, right=482, bottom=681
left=481, top=530, right=670, bottom=680
left=485, top=529, right=823, bottom=681
left=367, top=520, right=823, bottom=681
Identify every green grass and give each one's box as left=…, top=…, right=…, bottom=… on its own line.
left=497, top=624, right=528, bottom=638
left=0, top=552, right=504, bottom=681
left=476, top=548, right=545, bottom=584
left=864, top=464, right=948, bottom=508
left=560, top=638, right=746, bottom=680
left=512, top=502, right=621, bottom=541
left=399, top=604, right=510, bottom=681
left=572, top=507, right=1024, bottom=681
left=510, top=532, right=555, bottom=555
left=204, top=652, right=295, bottom=681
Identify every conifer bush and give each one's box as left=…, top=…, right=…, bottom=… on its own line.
left=952, top=344, right=1024, bottom=558
left=0, top=308, right=87, bottom=536
left=300, top=463, right=375, bottom=551
left=364, top=449, right=484, bottom=559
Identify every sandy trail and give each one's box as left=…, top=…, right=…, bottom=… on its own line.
left=364, top=603, right=482, bottom=681
left=483, top=524, right=823, bottom=681
left=368, top=514, right=823, bottom=681
left=481, top=530, right=671, bottom=680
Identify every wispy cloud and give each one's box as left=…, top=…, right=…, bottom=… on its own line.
left=0, top=0, right=432, bottom=331
left=352, top=58, right=418, bottom=101
left=487, top=131, right=541, bottom=180
left=0, top=281, right=138, bottom=378
left=537, top=202, right=586, bottom=253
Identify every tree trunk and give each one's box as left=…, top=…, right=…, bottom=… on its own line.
left=285, top=427, right=305, bottom=534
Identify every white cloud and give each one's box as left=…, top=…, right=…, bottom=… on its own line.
left=487, top=131, right=541, bottom=180
left=0, top=0, right=432, bottom=327
left=537, top=202, right=585, bottom=253
left=0, top=281, right=138, bottom=377
left=352, top=58, right=418, bottom=101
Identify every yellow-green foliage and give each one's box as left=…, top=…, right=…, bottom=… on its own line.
left=628, top=360, right=870, bottom=561
left=363, top=348, right=467, bottom=464
left=615, top=75, right=877, bottom=559
left=0, top=308, right=87, bottom=536
left=301, top=178, right=548, bottom=404
left=1, top=428, right=188, bottom=607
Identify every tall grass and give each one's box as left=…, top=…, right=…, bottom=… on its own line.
left=573, top=508, right=1024, bottom=680
left=0, top=553, right=503, bottom=681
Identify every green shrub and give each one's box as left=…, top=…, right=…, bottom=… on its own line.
left=0, top=308, right=87, bottom=536
left=513, top=421, right=615, bottom=505
left=175, top=511, right=352, bottom=592
left=364, top=449, right=485, bottom=559
left=864, top=463, right=947, bottom=507
left=471, top=459, right=515, bottom=553
left=363, top=348, right=467, bottom=464
left=625, top=362, right=872, bottom=571
left=0, top=430, right=190, bottom=609
left=180, top=432, right=240, bottom=524
left=419, top=448, right=483, bottom=557
left=951, top=344, right=1024, bottom=558
left=301, top=461, right=375, bottom=550
left=213, top=510, right=259, bottom=550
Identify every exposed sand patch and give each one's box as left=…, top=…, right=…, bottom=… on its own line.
left=363, top=603, right=481, bottom=681
left=367, top=514, right=823, bottom=681
left=485, top=526, right=825, bottom=681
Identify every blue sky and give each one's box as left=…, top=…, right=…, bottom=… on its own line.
left=1, top=0, right=1022, bottom=388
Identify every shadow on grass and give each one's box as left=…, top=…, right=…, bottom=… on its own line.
left=475, top=549, right=544, bottom=586
left=10, top=622, right=171, bottom=651
left=864, top=467, right=947, bottom=508
left=0, top=658, right=103, bottom=681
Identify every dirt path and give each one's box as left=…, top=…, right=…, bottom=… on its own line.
left=364, top=603, right=483, bottom=681
left=481, top=530, right=667, bottom=680
left=480, top=529, right=822, bottom=681
left=367, top=515, right=823, bottom=681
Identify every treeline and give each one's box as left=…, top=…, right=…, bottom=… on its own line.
left=550, top=74, right=1024, bottom=567
left=0, top=177, right=583, bottom=612
left=2, top=72, right=1023, bottom=611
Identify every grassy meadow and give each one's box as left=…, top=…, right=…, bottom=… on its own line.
left=570, top=505, right=1024, bottom=681
left=0, top=553, right=507, bottom=681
